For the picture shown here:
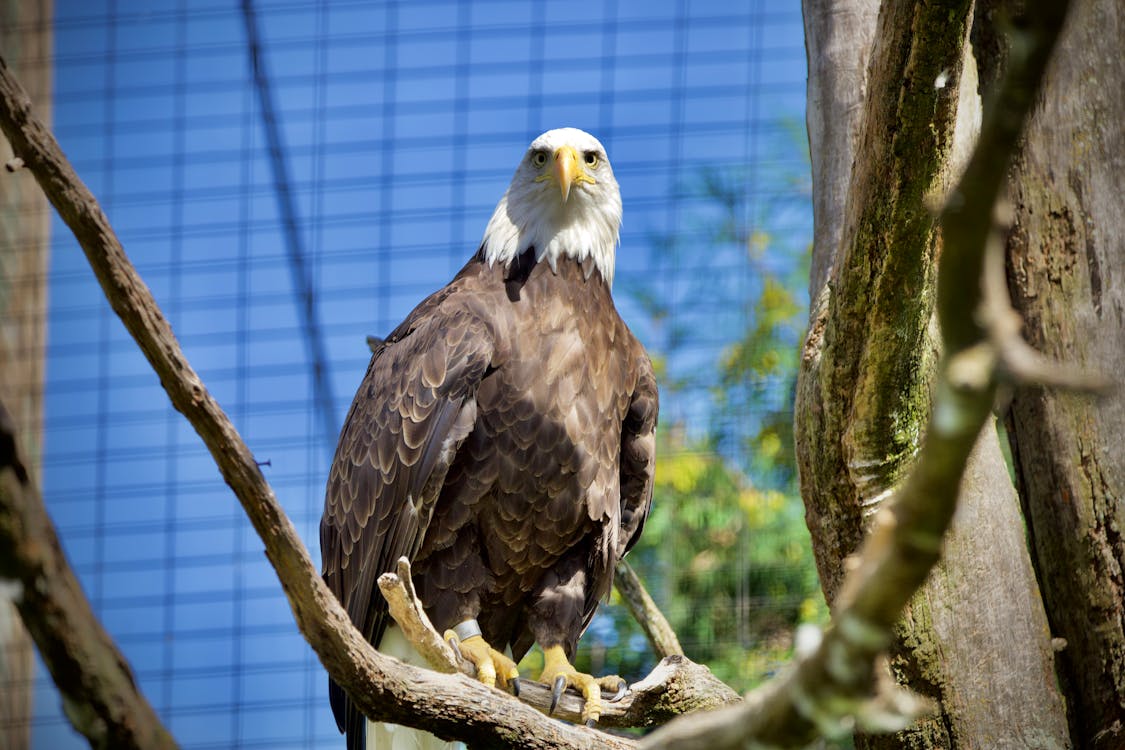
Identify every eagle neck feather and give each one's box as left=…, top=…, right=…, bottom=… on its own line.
left=479, top=186, right=619, bottom=288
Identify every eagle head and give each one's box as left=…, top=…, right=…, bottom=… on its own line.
left=480, top=128, right=622, bottom=286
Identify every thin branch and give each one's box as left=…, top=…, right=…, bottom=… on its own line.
left=0, top=401, right=179, bottom=750
left=614, top=560, right=684, bottom=659
left=377, top=558, right=461, bottom=674
left=378, top=557, right=737, bottom=728
left=641, top=2, right=1075, bottom=747
left=978, top=206, right=1114, bottom=394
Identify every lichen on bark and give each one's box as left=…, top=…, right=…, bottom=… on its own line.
left=798, top=1, right=1072, bottom=747
left=1003, top=2, right=1125, bottom=742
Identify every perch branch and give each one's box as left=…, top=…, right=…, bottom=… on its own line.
left=378, top=557, right=735, bottom=728
left=615, top=560, right=685, bottom=659
left=0, top=54, right=727, bottom=749
left=0, top=401, right=179, bottom=750
left=641, top=2, right=1075, bottom=747
left=377, top=558, right=461, bottom=674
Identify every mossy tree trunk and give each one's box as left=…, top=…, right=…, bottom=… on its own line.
left=798, top=1, right=1070, bottom=747
left=1004, top=0, right=1125, bottom=746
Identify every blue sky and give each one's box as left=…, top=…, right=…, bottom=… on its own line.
left=34, top=2, right=810, bottom=747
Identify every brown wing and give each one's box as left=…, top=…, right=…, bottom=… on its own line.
left=571, top=342, right=658, bottom=646
left=320, top=284, right=495, bottom=748
left=618, top=347, right=659, bottom=558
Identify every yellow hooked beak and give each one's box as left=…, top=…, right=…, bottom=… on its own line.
left=549, top=145, right=596, bottom=202
left=554, top=145, right=580, bottom=202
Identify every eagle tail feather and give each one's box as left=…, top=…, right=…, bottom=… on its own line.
left=365, top=626, right=464, bottom=750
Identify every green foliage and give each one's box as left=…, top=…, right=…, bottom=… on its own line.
left=577, top=126, right=827, bottom=693
left=577, top=424, right=825, bottom=692
left=650, top=429, right=823, bottom=690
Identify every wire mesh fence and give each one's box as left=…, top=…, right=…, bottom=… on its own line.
left=4, top=1, right=814, bottom=747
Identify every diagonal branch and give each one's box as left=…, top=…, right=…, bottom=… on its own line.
left=0, top=401, right=179, bottom=750
left=978, top=204, right=1114, bottom=394
left=0, top=53, right=714, bottom=749
left=0, top=53, right=630, bottom=750
left=614, top=560, right=685, bottom=659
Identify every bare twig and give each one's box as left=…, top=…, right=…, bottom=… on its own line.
left=378, top=557, right=736, bottom=728
left=377, top=558, right=461, bottom=674
left=0, top=401, right=179, bottom=750
left=614, top=560, right=684, bottom=659
left=978, top=208, right=1114, bottom=393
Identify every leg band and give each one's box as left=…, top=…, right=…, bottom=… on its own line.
left=452, top=618, right=482, bottom=641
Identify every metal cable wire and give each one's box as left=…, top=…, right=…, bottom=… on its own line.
left=240, top=0, right=339, bottom=455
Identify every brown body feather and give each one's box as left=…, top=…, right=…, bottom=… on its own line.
left=320, top=248, right=657, bottom=748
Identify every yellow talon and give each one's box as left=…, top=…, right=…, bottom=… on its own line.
left=539, top=644, right=625, bottom=725
left=443, top=630, right=520, bottom=691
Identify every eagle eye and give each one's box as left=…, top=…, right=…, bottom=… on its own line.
left=583, top=151, right=600, bottom=168
left=530, top=150, right=548, bottom=168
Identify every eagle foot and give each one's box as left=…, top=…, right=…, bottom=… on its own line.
left=443, top=629, right=520, bottom=695
left=540, top=644, right=626, bottom=725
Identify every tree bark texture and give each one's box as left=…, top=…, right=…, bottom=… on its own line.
left=0, top=402, right=179, bottom=750
left=914, top=429, right=1069, bottom=750
left=798, top=0, right=973, bottom=601
left=802, top=0, right=879, bottom=300
left=798, top=1, right=1070, bottom=748
left=0, top=3, right=53, bottom=748
left=1004, top=0, right=1125, bottom=746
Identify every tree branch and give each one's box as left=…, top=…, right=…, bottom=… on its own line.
left=377, top=558, right=462, bottom=673
left=0, top=401, right=179, bottom=750
left=980, top=205, right=1113, bottom=394
left=378, top=557, right=735, bottom=728
left=614, top=560, right=685, bottom=659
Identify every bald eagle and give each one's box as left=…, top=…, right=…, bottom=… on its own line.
left=320, top=128, right=658, bottom=750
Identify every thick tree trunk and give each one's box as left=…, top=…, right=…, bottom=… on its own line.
left=802, top=0, right=879, bottom=301
left=798, top=2, right=1070, bottom=747
left=0, top=3, right=52, bottom=749
left=1004, top=0, right=1125, bottom=747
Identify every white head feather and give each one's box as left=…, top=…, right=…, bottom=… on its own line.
left=480, top=128, right=622, bottom=287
